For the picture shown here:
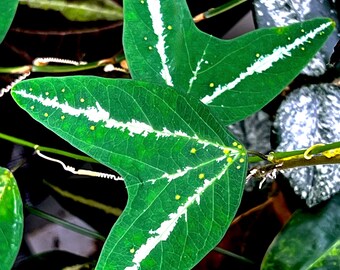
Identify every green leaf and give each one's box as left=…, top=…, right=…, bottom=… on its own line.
left=123, top=0, right=334, bottom=125
left=0, top=167, right=23, bottom=270
left=19, top=0, right=123, bottom=22
left=0, top=0, right=18, bottom=44
left=261, top=193, right=340, bottom=270
left=12, top=76, right=247, bottom=269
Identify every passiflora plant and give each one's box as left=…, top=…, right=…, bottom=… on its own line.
left=0, top=0, right=336, bottom=269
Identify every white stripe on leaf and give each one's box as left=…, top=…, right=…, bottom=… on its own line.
left=146, top=153, right=231, bottom=184
left=188, top=53, right=206, bottom=92
left=200, top=22, right=333, bottom=105
left=125, top=164, right=230, bottom=270
left=14, top=90, right=234, bottom=151
left=147, top=0, right=173, bottom=86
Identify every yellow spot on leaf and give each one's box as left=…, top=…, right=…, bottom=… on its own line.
left=61, top=115, right=65, bottom=120
left=236, top=165, right=241, bottom=170
left=190, top=148, right=197, bottom=154
left=45, top=92, right=49, bottom=96
left=7, top=186, right=11, bottom=191
left=301, top=47, right=305, bottom=51
left=256, top=53, right=260, bottom=58
left=223, top=149, right=230, bottom=155
left=227, top=157, right=233, bottom=163
left=232, top=142, right=238, bottom=147
left=61, top=88, right=65, bottom=93
left=90, top=126, right=95, bottom=131
left=44, top=113, right=49, bottom=117
left=30, top=106, right=35, bottom=110
left=237, top=145, right=242, bottom=149
left=140, top=0, right=144, bottom=3
left=209, top=83, right=215, bottom=88
left=80, top=98, right=85, bottom=102
left=167, top=25, right=173, bottom=30
left=239, top=158, right=245, bottom=163
left=130, top=248, right=135, bottom=254
left=148, top=46, right=153, bottom=50
left=175, top=194, right=181, bottom=200
left=287, top=37, right=291, bottom=40
left=198, top=173, right=205, bottom=179
left=301, top=29, right=305, bottom=33
left=144, top=37, right=148, bottom=41
left=29, top=88, right=33, bottom=91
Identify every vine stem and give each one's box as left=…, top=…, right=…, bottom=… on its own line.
left=0, top=52, right=127, bottom=74
left=0, top=132, right=98, bottom=163
left=193, top=0, right=248, bottom=23
left=246, top=142, right=340, bottom=182
left=25, top=205, right=106, bottom=241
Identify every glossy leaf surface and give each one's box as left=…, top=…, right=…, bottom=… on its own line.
left=0, top=167, right=23, bottom=270
left=261, top=193, right=340, bottom=270
left=19, top=0, right=123, bottom=22
left=12, top=76, right=247, bottom=269
left=0, top=0, right=18, bottom=44
left=123, top=0, right=334, bottom=125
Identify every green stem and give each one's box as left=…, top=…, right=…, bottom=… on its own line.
left=0, top=52, right=126, bottom=74
left=25, top=205, right=106, bottom=241
left=247, top=141, right=340, bottom=163
left=205, top=0, right=248, bottom=19
left=213, top=246, right=255, bottom=265
left=194, top=0, right=248, bottom=22
left=0, top=132, right=98, bottom=163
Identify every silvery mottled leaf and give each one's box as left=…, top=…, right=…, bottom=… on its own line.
left=253, top=0, right=340, bottom=76
left=274, top=83, right=340, bottom=207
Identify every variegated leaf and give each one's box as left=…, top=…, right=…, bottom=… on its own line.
left=123, top=0, right=334, bottom=125
left=12, top=76, right=247, bottom=269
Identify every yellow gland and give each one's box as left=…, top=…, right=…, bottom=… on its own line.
left=223, top=149, right=230, bottom=155
left=198, top=173, right=205, bottom=179
left=190, top=148, right=197, bottom=154
left=175, top=194, right=181, bottom=200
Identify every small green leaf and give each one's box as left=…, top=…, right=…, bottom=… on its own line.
left=0, top=167, right=23, bottom=270
left=0, top=0, right=18, bottom=44
left=261, top=193, right=340, bottom=270
left=19, top=0, right=123, bottom=22
left=123, top=0, right=334, bottom=125
left=12, top=76, right=247, bottom=269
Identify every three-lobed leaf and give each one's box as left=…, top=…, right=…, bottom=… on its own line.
left=12, top=76, right=247, bottom=269
left=123, top=0, right=335, bottom=125
left=0, top=167, right=23, bottom=270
